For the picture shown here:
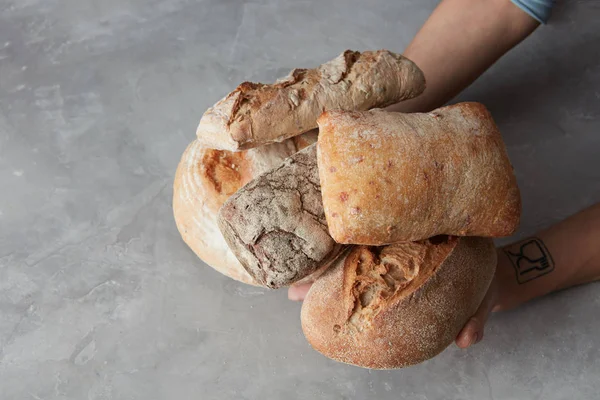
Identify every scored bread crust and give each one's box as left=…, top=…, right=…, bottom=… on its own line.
left=317, top=103, right=521, bottom=244
left=173, top=132, right=318, bottom=286
left=197, top=50, right=426, bottom=151
left=301, top=236, right=497, bottom=369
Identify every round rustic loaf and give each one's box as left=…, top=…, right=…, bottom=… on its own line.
left=301, top=236, right=496, bottom=369
left=173, top=132, right=318, bottom=286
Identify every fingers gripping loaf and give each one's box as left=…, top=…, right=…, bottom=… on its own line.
left=173, top=131, right=318, bottom=286
left=197, top=50, right=426, bottom=151
left=218, top=144, right=344, bottom=288
left=317, top=103, right=521, bottom=244
left=301, top=236, right=497, bottom=369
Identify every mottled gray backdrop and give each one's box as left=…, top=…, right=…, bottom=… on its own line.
left=0, top=0, right=599, bottom=399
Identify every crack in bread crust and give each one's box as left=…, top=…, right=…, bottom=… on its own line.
left=301, top=236, right=497, bottom=369
left=196, top=50, right=426, bottom=151
left=343, top=236, right=457, bottom=331
left=218, top=144, right=342, bottom=288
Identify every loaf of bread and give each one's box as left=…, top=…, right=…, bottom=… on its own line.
left=317, top=103, right=521, bottom=244
left=197, top=50, right=426, bottom=151
left=218, top=144, right=344, bottom=288
left=173, top=132, right=318, bottom=286
left=301, top=236, right=496, bottom=369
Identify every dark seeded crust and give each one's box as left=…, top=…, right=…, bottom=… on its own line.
left=218, top=144, right=343, bottom=288
left=196, top=50, right=426, bottom=151
left=301, top=236, right=496, bottom=369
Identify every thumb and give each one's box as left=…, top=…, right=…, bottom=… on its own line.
left=288, top=283, right=312, bottom=301
left=455, top=279, right=498, bottom=349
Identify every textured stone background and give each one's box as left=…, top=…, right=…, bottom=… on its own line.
left=0, top=0, right=599, bottom=399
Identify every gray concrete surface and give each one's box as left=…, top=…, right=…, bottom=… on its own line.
left=1, top=0, right=599, bottom=399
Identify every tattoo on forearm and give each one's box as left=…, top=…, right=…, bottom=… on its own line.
left=503, top=237, right=555, bottom=284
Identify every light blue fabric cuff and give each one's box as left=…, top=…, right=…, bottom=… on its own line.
left=511, top=0, right=555, bottom=24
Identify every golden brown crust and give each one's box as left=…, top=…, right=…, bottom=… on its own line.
left=301, top=236, right=497, bottom=369
left=196, top=50, right=426, bottom=151
left=201, top=149, right=249, bottom=198
left=172, top=132, right=318, bottom=286
left=317, top=103, right=521, bottom=244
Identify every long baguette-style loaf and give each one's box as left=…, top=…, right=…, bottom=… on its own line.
left=218, top=143, right=343, bottom=289
left=301, top=236, right=497, bottom=369
left=317, top=103, right=521, bottom=244
left=173, top=132, right=318, bottom=286
left=197, top=50, right=426, bottom=151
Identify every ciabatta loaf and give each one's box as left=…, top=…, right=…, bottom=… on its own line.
left=317, top=103, right=521, bottom=244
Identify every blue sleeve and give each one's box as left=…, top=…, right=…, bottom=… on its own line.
left=511, top=0, right=555, bottom=24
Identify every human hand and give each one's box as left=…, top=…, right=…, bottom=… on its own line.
left=454, top=275, right=498, bottom=349
left=288, top=283, right=312, bottom=302
left=289, top=274, right=499, bottom=349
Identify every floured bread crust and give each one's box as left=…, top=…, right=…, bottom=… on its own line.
left=317, top=103, right=521, bottom=244
left=173, top=132, right=318, bottom=286
left=301, top=236, right=497, bottom=369
left=197, top=50, right=426, bottom=151
left=218, top=144, right=344, bottom=289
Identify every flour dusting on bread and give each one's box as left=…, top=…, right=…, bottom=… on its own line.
left=196, top=50, right=426, bottom=151
left=301, top=237, right=496, bottom=369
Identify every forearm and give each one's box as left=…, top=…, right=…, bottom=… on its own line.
left=388, top=0, right=540, bottom=113
left=494, top=203, right=600, bottom=311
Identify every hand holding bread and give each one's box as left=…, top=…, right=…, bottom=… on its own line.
left=173, top=50, right=521, bottom=369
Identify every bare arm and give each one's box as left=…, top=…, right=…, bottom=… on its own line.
left=495, top=203, right=600, bottom=312
left=456, top=203, right=600, bottom=348
left=388, top=0, right=540, bottom=114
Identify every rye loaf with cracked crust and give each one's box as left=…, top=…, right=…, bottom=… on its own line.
left=218, top=143, right=343, bottom=288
